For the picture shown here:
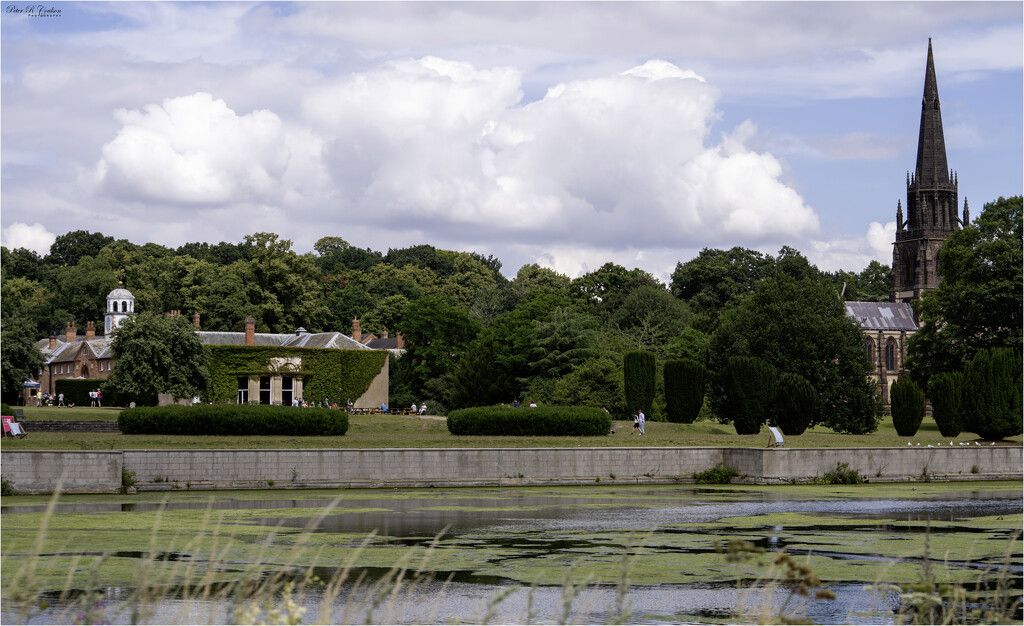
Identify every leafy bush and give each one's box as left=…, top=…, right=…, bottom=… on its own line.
left=693, top=463, right=738, bottom=484
left=774, top=372, right=815, bottom=436
left=664, top=359, right=707, bottom=424
left=890, top=377, right=926, bottom=437
left=117, top=405, right=348, bottom=436
left=55, top=378, right=107, bottom=407
left=446, top=405, right=611, bottom=436
left=815, top=462, right=864, bottom=485
left=721, top=356, right=777, bottom=435
left=0, top=403, right=12, bottom=416
left=962, top=347, right=1023, bottom=441
left=928, top=372, right=963, bottom=438
left=623, top=351, right=655, bottom=418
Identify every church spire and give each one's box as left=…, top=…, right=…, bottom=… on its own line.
left=914, top=38, right=949, bottom=186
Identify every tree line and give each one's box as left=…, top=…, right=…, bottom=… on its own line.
left=2, top=196, right=1019, bottom=437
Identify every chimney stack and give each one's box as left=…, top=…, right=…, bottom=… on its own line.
left=193, top=312, right=201, bottom=330
left=381, top=327, right=389, bottom=339
left=65, top=321, right=76, bottom=344
left=49, top=332, right=57, bottom=350
left=395, top=332, right=405, bottom=349
left=85, top=321, right=96, bottom=341
left=244, top=316, right=256, bottom=346
left=352, top=317, right=362, bottom=343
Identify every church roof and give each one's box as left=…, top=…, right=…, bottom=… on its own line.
left=845, top=301, right=918, bottom=331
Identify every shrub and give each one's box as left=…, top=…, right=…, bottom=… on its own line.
left=623, top=351, right=656, bottom=418
left=0, top=402, right=12, bottom=416
left=693, top=463, right=738, bottom=484
left=446, top=405, right=611, bottom=436
left=774, top=373, right=815, bottom=436
left=890, top=377, right=926, bottom=437
left=815, top=462, right=864, bottom=485
left=928, top=372, right=963, bottom=438
left=962, top=347, right=1023, bottom=441
left=664, top=359, right=707, bottom=424
left=721, top=356, right=777, bottom=435
left=117, top=404, right=348, bottom=436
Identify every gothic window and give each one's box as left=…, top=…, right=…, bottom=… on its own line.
left=885, top=339, right=898, bottom=372
left=863, top=338, right=875, bottom=365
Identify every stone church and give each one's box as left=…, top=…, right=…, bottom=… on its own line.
left=846, top=39, right=968, bottom=403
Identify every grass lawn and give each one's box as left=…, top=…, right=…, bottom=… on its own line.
left=2, top=407, right=1020, bottom=450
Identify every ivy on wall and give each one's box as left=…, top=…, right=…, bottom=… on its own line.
left=204, top=346, right=387, bottom=405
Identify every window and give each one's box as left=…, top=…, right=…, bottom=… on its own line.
left=282, top=376, right=293, bottom=407
left=259, top=376, right=271, bottom=405
left=885, top=339, right=897, bottom=372
left=863, top=338, right=874, bottom=364
left=237, top=377, right=249, bottom=404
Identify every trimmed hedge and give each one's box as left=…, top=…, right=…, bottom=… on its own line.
left=928, top=372, right=963, bottom=438
left=722, top=356, right=777, bottom=435
left=962, top=347, right=1023, bottom=441
left=664, top=359, right=707, bottom=424
left=446, top=405, right=611, bottom=436
left=117, top=404, right=348, bottom=436
left=890, top=377, right=925, bottom=437
left=55, top=379, right=107, bottom=407
left=623, top=351, right=656, bottom=418
left=774, top=372, right=816, bottom=436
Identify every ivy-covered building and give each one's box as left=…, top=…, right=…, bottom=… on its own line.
left=31, top=287, right=391, bottom=408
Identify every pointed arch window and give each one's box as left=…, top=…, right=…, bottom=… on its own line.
left=863, top=338, right=875, bottom=365
left=885, top=339, right=898, bottom=372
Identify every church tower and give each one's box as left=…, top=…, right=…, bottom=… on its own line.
left=892, top=39, right=969, bottom=303
left=104, top=282, right=136, bottom=333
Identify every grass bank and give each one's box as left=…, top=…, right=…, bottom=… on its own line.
left=3, top=407, right=1020, bottom=450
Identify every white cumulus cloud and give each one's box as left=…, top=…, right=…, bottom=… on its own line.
left=303, top=57, right=821, bottom=250
left=1, top=222, right=56, bottom=255
left=93, top=93, right=291, bottom=205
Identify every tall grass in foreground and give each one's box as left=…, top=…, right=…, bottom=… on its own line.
left=2, top=489, right=1020, bottom=624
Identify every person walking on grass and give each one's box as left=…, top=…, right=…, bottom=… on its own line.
left=637, top=409, right=646, bottom=436
left=631, top=411, right=640, bottom=435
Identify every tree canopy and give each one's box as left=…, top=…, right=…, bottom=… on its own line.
left=907, top=196, right=1023, bottom=386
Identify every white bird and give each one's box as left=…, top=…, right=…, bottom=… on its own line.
left=950, top=441, right=954, bottom=446
left=975, top=442, right=981, bottom=446
left=908, top=442, right=913, bottom=446
left=916, top=443, right=921, bottom=446
left=927, top=445, right=934, bottom=448
left=990, top=442, right=995, bottom=445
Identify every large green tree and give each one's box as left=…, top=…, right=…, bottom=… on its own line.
left=105, top=312, right=211, bottom=404
left=1, top=315, right=45, bottom=404
left=709, top=274, right=881, bottom=434
left=907, top=196, right=1023, bottom=387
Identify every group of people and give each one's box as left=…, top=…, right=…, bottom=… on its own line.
left=410, top=403, right=428, bottom=415
left=36, top=392, right=73, bottom=407
left=88, top=389, right=102, bottom=407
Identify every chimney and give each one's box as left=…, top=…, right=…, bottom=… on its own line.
left=381, top=327, right=389, bottom=339
left=244, top=316, right=256, bottom=346
left=352, top=317, right=362, bottom=343
left=295, top=327, right=307, bottom=336
left=49, top=332, right=57, bottom=350
left=85, top=321, right=96, bottom=341
left=395, top=332, right=405, bottom=349
left=193, top=312, right=201, bottom=330
left=65, top=321, right=76, bottom=344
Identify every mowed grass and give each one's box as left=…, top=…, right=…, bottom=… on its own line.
left=2, top=406, right=1020, bottom=450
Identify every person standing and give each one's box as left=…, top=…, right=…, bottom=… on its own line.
left=58, top=393, right=65, bottom=407
left=631, top=411, right=640, bottom=435
left=637, top=409, right=646, bottom=436
left=96, top=389, right=102, bottom=407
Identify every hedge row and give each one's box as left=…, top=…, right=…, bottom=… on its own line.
left=54, top=379, right=107, bottom=407
left=117, top=404, right=348, bottom=436
left=446, top=405, right=611, bottom=436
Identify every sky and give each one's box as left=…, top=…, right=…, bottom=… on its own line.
left=2, top=2, right=1021, bottom=282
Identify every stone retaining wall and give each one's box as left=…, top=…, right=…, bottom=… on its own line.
left=2, top=447, right=1020, bottom=494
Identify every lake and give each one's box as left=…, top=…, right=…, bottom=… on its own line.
left=2, top=482, right=1020, bottom=624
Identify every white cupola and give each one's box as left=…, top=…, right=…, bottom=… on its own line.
left=104, top=282, right=136, bottom=333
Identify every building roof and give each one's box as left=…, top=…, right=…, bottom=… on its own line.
left=195, top=330, right=371, bottom=350
left=845, top=301, right=918, bottom=331
left=36, top=337, right=113, bottom=364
